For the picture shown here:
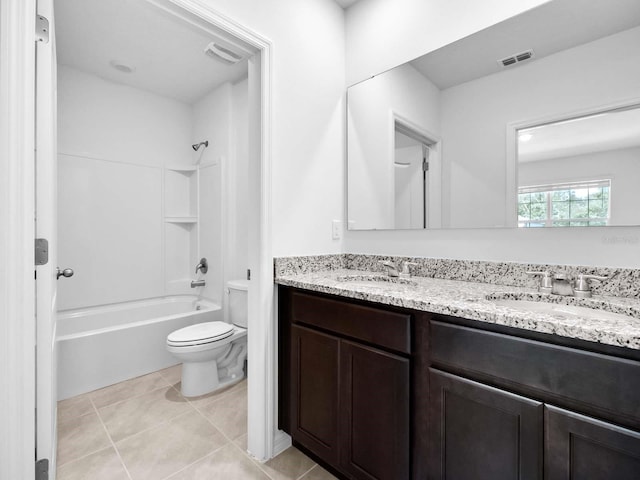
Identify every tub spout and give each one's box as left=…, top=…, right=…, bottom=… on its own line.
left=191, top=279, right=206, bottom=288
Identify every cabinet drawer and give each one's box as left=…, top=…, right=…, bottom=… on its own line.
left=431, top=320, right=640, bottom=427
left=289, top=290, right=411, bottom=354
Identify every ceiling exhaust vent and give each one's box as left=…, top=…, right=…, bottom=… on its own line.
left=204, top=42, right=243, bottom=65
left=498, top=49, right=535, bottom=68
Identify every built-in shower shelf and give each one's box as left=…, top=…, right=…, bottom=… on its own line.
left=166, top=165, right=197, bottom=173
left=164, top=216, right=197, bottom=224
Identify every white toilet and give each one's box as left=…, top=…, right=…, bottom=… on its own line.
left=166, top=280, right=248, bottom=397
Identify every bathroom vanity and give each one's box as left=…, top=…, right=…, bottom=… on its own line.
left=276, top=264, right=640, bottom=480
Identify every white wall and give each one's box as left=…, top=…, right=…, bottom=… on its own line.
left=191, top=82, right=235, bottom=305
left=348, top=63, right=440, bottom=229
left=202, top=0, right=346, bottom=256
left=57, top=66, right=192, bottom=310
left=343, top=0, right=640, bottom=268
left=228, top=79, right=249, bottom=282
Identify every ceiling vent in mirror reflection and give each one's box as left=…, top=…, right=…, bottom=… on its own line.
left=204, top=42, right=243, bottom=65
left=498, top=49, right=535, bottom=67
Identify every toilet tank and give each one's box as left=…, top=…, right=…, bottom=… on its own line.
left=227, top=279, right=249, bottom=328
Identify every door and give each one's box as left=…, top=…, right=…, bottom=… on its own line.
left=545, top=405, right=640, bottom=480
left=35, top=0, right=59, bottom=472
left=339, top=340, right=410, bottom=480
left=428, top=369, right=543, bottom=480
left=290, top=325, right=340, bottom=465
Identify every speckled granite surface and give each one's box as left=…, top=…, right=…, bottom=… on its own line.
left=274, top=256, right=640, bottom=350
left=275, top=254, right=640, bottom=299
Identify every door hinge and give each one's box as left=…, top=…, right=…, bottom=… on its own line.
left=35, top=458, right=49, bottom=480
left=35, top=238, right=49, bottom=266
left=247, top=269, right=251, bottom=281
left=35, top=14, right=50, bottom=44
left=423, top=160, right=429, bottom=172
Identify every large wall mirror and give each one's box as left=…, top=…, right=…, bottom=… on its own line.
left=347, top=0, right=640, bottom=230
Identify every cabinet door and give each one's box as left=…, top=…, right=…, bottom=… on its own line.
left=545, top=405, right=640, bottom=480
left=429, top=369, right=543, bottom=480
left=290, top=325, right=340, bottom=465
left=340, top=340, right=410, bottom=480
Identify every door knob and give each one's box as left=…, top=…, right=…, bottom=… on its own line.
left=56, top=267, right=74, bottom=279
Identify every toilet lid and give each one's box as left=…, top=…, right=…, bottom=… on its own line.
left=167, top=322, right=234, bottom=346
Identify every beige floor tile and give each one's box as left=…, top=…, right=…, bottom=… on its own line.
left=90, top=371, right=170, bottom=408
left=168, top=443, right=270, bottom=480
left=197, top=385, right=247, bottom=440
left=234, top=433, right=248, bottom=452
left=56, top=446, right=129, bottom=480
left=184, top=378, right=247, bottom=406
left=299, top=464, right=339, bottom=480
left=98, top=385, right=193, bottom=442
left=116, top=410, right=228, bottom=480
left=259, top=446, right=317, bottom=480
left=57, top=392, right=94, bottom=423
left=57, top=411, right=111, bottom=466
left=158, top=364, right=182, bottom=386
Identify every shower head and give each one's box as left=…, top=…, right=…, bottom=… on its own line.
left=192, top=141, right=209, bottom=151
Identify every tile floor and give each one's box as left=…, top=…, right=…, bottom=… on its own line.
left=56, top=365, right=337, bottom=480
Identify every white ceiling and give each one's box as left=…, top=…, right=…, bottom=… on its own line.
left=412, top=0, right=640, bottom=90
left=54, top=0, right=252, bottom=104
left=518, top=107, right=640, bottom=163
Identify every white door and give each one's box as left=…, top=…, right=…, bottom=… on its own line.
left=35, top=0, right=59, bottom=473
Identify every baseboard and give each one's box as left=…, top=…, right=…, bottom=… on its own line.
left=272, top=430, right=292, bottom=458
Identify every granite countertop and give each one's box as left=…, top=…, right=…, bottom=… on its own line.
left=275, top=269, right=640, bottom=350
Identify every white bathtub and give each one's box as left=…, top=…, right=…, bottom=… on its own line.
left=57, top=296, right=221, bottom=400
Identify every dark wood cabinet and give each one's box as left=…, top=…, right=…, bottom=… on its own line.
left=340, top=340, right=410, bottom=480
left=428, top=369, right=543, bottom=480
left=280, top=287, right=412, bottom=480
left=290, top=325, right=340, bottom=465
left=279, top=286, right=640, bottom=480
left=545, top=405, right=640, bottom=480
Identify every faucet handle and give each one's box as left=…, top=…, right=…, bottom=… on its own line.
left=195, top=257, right=208, bottom=274
left=526, top=271, right=552, bottom=293
left=574, top=273, right=609, bottom=298
left=399, top=261, right=418, bottom=279
left=378, top=260, right=399, bottom=277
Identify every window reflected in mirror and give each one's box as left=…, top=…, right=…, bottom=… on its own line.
left=516, top=106, right=640, bottom=227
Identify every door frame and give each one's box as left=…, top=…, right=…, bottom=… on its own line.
left=0, top=0, right=38, bottom=478
left=0, top=0, right=279, bottom=474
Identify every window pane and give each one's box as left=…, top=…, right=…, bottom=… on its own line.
left=518, top=203, right=531, bottom=220
left=552, top=201, right=570, bottom=220
left=589, top=199, right=606, bottom=218
left=518, top=193, right=531, bottom=203
left=551, top=190, right=571, bottom=202
left=571, top=188, right=589, bottom=200
left=570, top=200, right=588, bottom=218
left=531, top=192, right=546, bottom=203
left=530, top=202, right=547, bottom=220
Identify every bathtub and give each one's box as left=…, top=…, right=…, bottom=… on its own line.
left=57, top=296, right=221, bottom=400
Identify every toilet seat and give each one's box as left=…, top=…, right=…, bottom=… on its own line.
left=167, top=321, right=234, bottom=347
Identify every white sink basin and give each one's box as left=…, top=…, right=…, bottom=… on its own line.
left=492, top=299, right=633, bottom=322
left=336, top=274, right=417, bottom=288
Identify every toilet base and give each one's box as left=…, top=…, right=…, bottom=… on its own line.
left=179, top=342, right=247, bottom=397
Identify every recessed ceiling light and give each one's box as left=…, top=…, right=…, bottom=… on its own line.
left=109, top=60, right=135, bottom=73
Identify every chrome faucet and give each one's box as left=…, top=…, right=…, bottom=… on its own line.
left=378, top=260, right=400, bottom=277
left=399, top=261, right=418, bottom=279
left=191, top=279, right=206, bottom=288
left=528, top=270, right=611, bottom=298
left=573, top=274, right=609, bottom=298
left=195, top=258, right=208, bottom=274
left=551, top=273, right=574, bottom=296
